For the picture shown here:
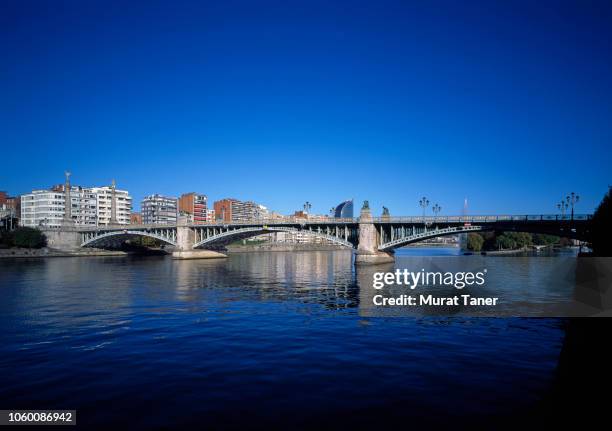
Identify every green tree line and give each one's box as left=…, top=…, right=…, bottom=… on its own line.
left=466, top=188, right=610, bottom=255
left=466, top=231, right=569, bottom=252
left=0, top=227, right=47, bottom=249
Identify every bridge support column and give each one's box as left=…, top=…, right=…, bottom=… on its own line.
left=172, top=224, right=227, bottom=260
left=42, top=227, right=80, bottom=252
left=355, top=202, right=394, bottom=265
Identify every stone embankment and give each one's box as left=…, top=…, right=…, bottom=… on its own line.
left=225, top=244, right=348, bottom=253
left=0, top=247, right=127, bottom=259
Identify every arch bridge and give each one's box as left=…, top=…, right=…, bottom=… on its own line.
left=44, top=212, right=591, bottom=264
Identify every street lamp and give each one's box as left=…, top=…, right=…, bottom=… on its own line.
left=566, top=192, right=579, bottom=219
left=419, top=197, right=429, bottom=218
left=432, top=203, right=441, bottom=217
left=557, top=200, right=568, bottom=217
left=303, top=201, right=312, bottom=215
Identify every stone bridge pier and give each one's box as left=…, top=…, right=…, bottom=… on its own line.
left=172, top=223, right=227, bottom=260
left=43, top=227, right=81, bottom=251
left=355, top=203, right=395, bottom=265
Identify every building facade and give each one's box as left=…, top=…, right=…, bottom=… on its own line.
left=213, top=198, right=235, bottom=222
left=255, top=204, right=269, bottom=220
left=21, top=190, right=66, bottom=228
left=0, top=191, right=20, bottom=230
left=141, top=195, right=178, bottom=224
left=334, top=200, right=354, bottom=218
left=92, top=186, right=132, bottom=225
left=178, top=193, right=208, bottom=223
left=1, top=191, right=19, bottom=231
left=259, top=231, right=338, bottom=245
left=21, top=185, right=133, bottom=228
left=231, top=200, right=257, bottom=221
left=213, top=198, right=268, bottom=222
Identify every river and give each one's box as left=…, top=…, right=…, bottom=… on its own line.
left=0, top=248, right=587, bottom=429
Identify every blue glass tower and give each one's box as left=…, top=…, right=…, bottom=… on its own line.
left=334, top=200, right=354, bottom=218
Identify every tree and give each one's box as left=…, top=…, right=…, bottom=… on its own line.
left=482, top=231, right=498, bottom=251
left=590, top=189, right=611, bottom=256
left=533, top=233, right=559, bottom=246
left=0, top=230, right=14, bottom=248
left=466, top=233, right=484, bottom=251
left=495, top=234, right=515, bottom=250
left=130, top=236, right=159, bottom=247
left=505, top=232, right=532, bottom=248
left=11, top=227, right=47, bottom=249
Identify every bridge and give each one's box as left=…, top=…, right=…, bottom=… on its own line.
left=42, top=202, right=592, bottom=264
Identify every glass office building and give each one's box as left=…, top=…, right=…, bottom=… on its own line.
left=334, top=200, right=353, bottom=218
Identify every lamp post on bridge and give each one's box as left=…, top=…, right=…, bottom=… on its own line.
left=432, top=203, right=441, bottom=217
left=303, top=201, right=312, bottom=215
left=566, top=192, right=579, bottom=220
left=557, top=200, right=568, bottom=218
left=419, top=197, right=429, bottom=219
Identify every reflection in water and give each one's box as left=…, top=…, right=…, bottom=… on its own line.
left=0, top=249, right=596, bottom=429
left=173, top=251, right=358, bottom=309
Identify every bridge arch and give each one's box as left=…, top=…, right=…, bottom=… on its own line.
left=193, top=226, right=354, bottom=249
left=81, top=230, right=177, bottom=248
left=379, top=226, right=484, bottom=251
left=378, top=223, right=587, bottom=251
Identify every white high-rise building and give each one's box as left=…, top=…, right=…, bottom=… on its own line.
left=92, top=186, right=132, bottom=225
left=21, top=189, right=66, bottom=228
left=21, top=184, right=132, bottom=228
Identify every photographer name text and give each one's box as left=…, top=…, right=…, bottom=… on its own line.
left=372, top=269, right=499, bottom=307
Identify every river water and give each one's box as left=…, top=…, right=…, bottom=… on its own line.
left=0, top=248, right=581, bottom=429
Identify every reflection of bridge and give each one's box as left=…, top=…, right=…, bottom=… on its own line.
left=43, top=205, right=592, bottom=265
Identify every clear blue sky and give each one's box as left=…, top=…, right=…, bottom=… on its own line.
left=1, top=0, right=611, bottom=215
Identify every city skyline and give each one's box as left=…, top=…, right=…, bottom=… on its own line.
left=5, top=172, right=603, bottom=217
left=2, top=1, right=611, bottom=215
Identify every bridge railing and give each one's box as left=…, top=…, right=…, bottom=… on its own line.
left=372, top=214, right=592, bottom=223
left=190, top=217, right=358, bottom=225
left=70, top=214, right=592, bottom=231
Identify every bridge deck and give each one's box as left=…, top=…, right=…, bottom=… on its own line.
left=70, top=214, right=591, bottom=231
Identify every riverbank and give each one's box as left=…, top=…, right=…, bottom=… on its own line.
left=404, top=243, right=459, bottom=248
left=0, top=247, right=128, bottom=259
left=226, top=243, right=348, bottom=253
left=482, top=247, right=529, bottom=256
left=481, top=246, right=578, bottom=256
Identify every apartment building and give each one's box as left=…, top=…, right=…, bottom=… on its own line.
left=213, top=198, right=235, bottom=222
left=21, top=185, right=133, bottom=228
left=178, top=193, right=208, bottom=223
left=0, top=191, right=10, bottom=205
left=92, top=186, right=132, bottom=225
left=141, top=194, right=178, bottom=224
left=21, top=187, right=96, bottom=228
left=0, top=191, right=19, bottom=220
left=213, top=198, right=268, bottom=222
